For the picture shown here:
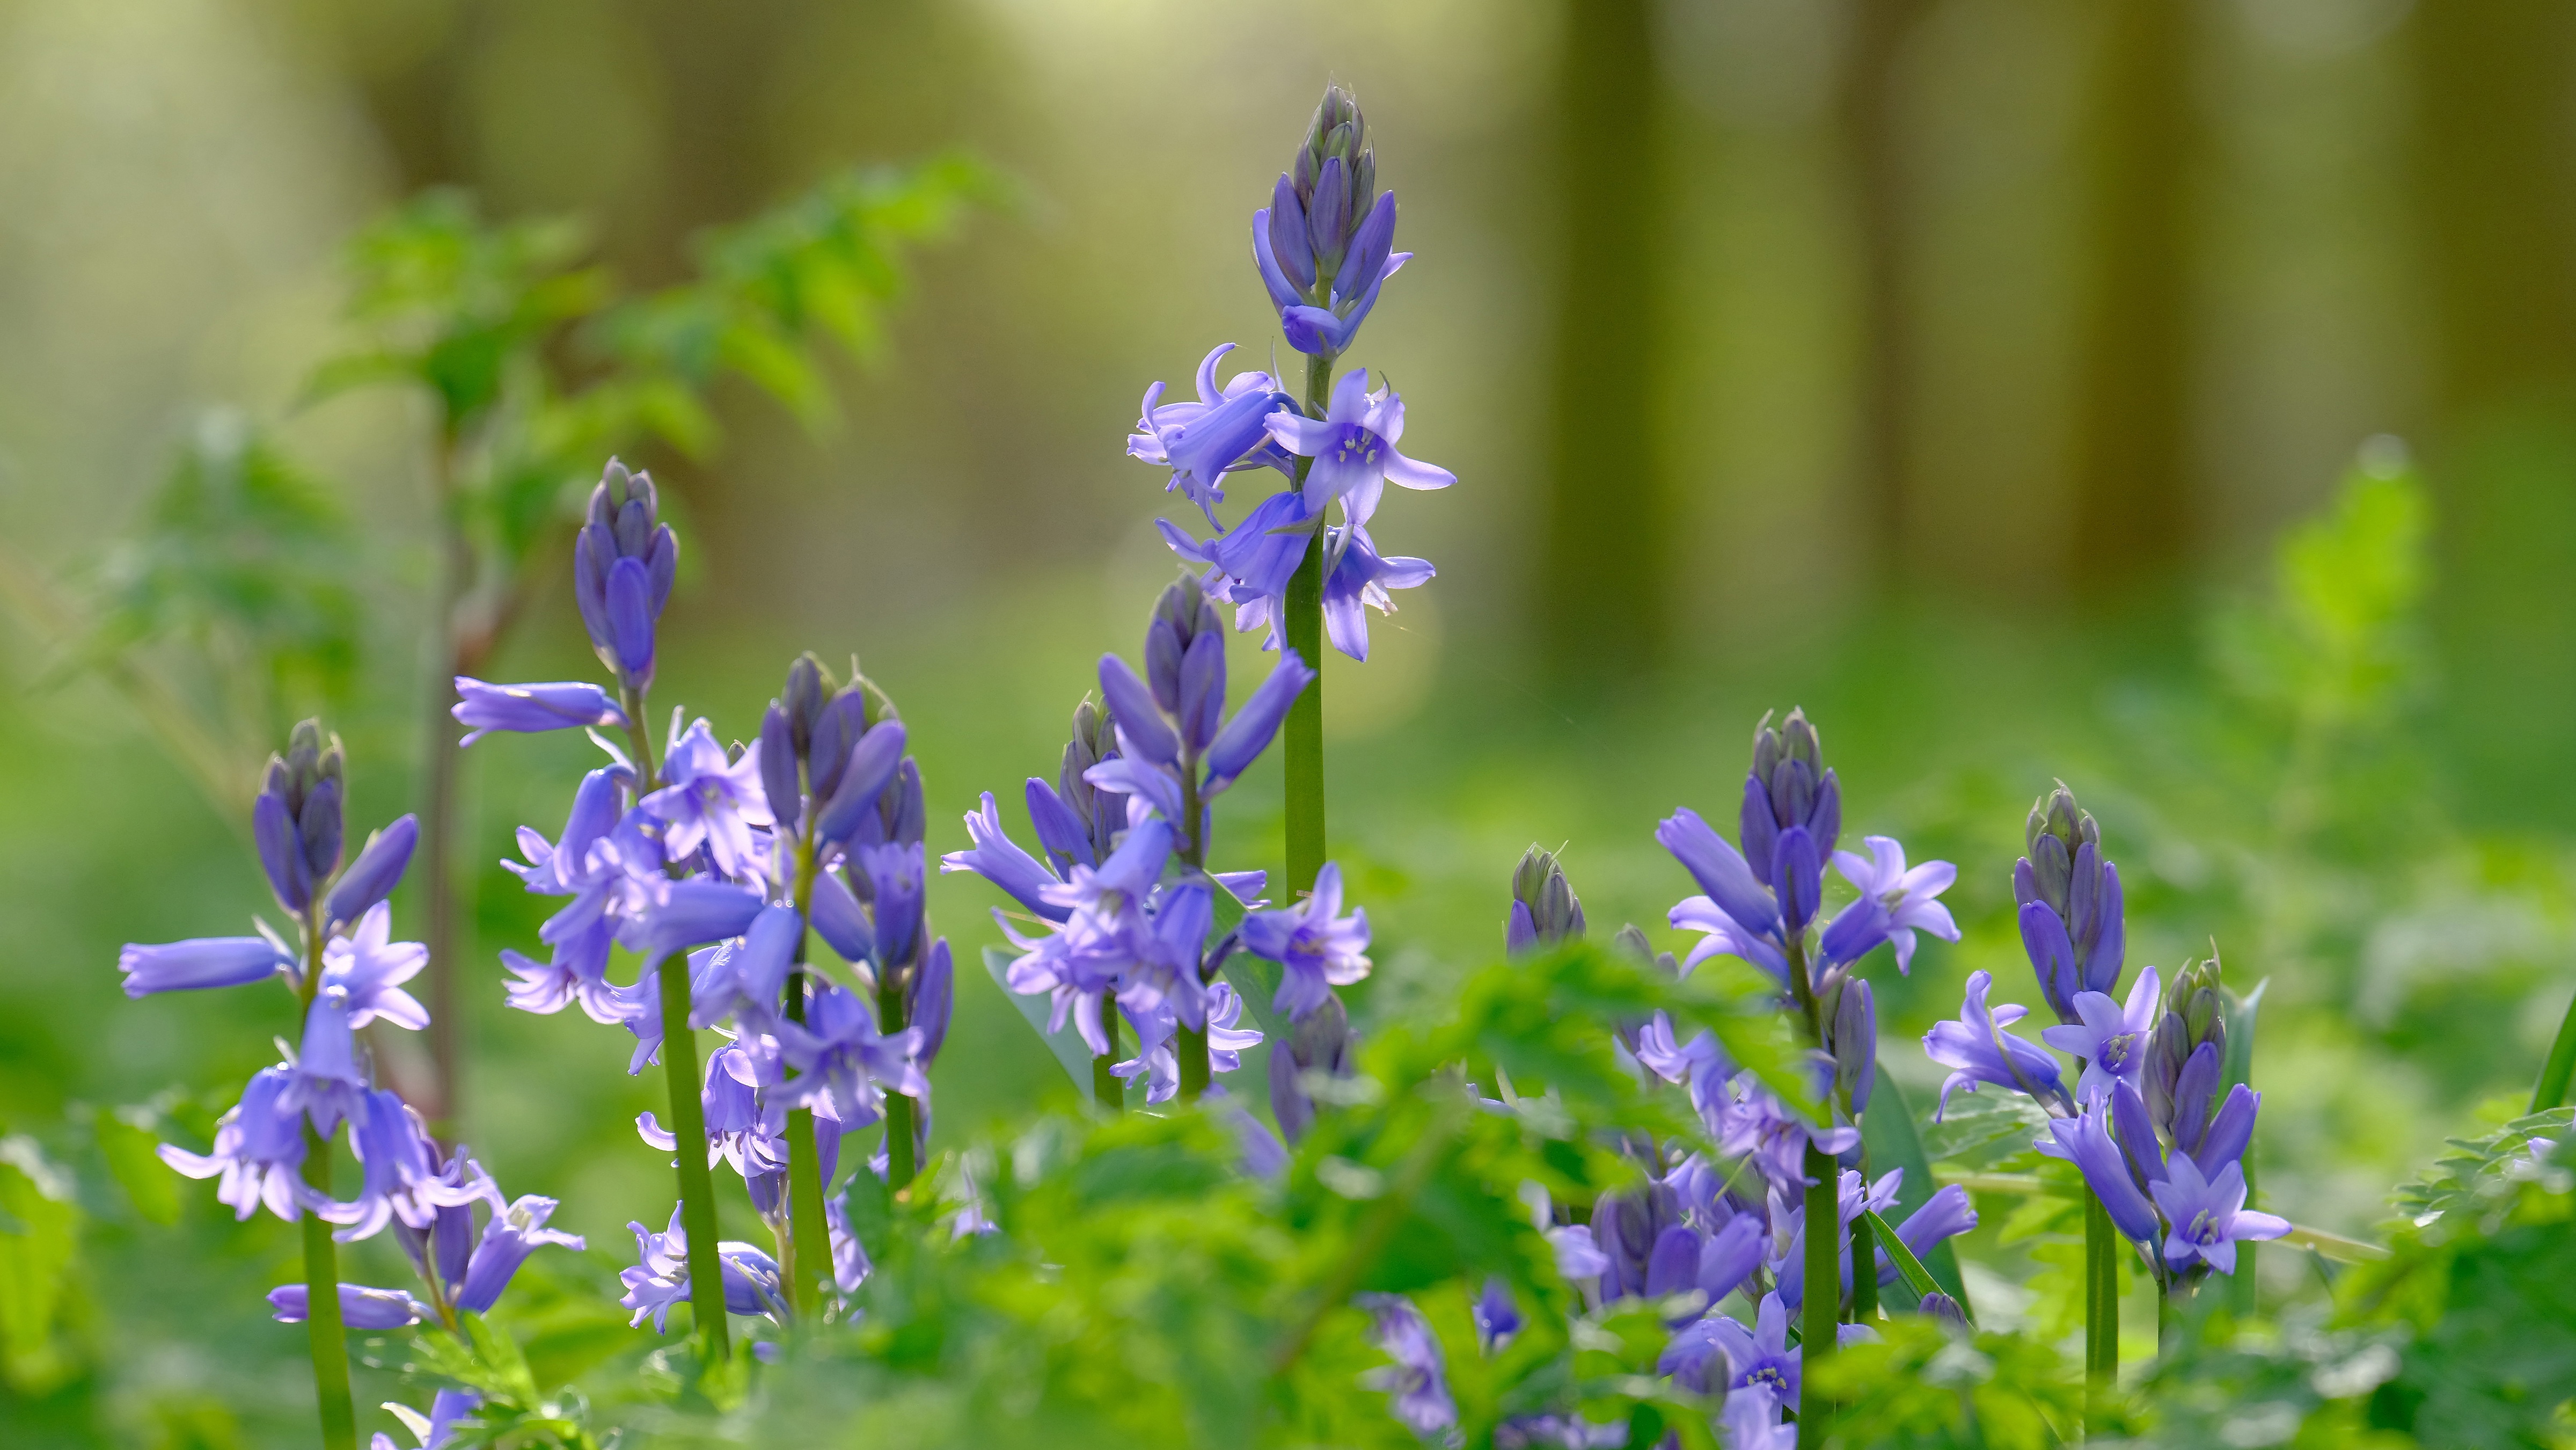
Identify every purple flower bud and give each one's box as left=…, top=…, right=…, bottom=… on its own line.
left=1920, top=1291, right=1970, bottom=1330
left=574, top=460, right=677, bottom=679
left=1656, top=807, right=1781, bottom=941
left=452, top=678, right=628, bottom=746
left=2018, top=901, right=2081, bottom=1023
left=266, top=1282, right=427, bottom=1330
left=118, top=936, right=287, bottom=997
left=1699, top=1212, right=1766, bottom=1302
left=2110, top=1076, right=2168, bottom=1187
left=759, top=704, right=800, bottom=833
left=809, top=866, right=876, bottom=964
left=1333, top=191, right=1396, bottom=306
left=2193, top=1083, right=2259, bottom=1178
left=1177, top=630, right=1225, bottom=756
left=455, top=1193, right=584, bottom=1314
left=1738, top=774, right=1779, bottom=892
left=2084, top=862, right=2126, bottom=998
left=2171, top=1041, right=2224, bottom=1156
left=1644, top=1224, right=1703, bottom=1309
left=1268, top=174, right=1315, bottom=290
left=1773, top=826, right=1821, bottom=936
left=606, top=557, right=656, bottom=689
left=1203, top=650, right=1314, bottom=793
left=2037, top=1101, right=2161, bottom=1247
left=1306, top=154, right=1351, bottom=277
left=807, top=690, right=869, bottom=802
left=860, top=842, right=926, bottom=967
left=323, top=814, right=418, bottom=932
left=619, top=880, right=765, bottom=972
left=254, top=789, right=310, bottom=914
left=1024, top=778, right=1090, bottom=873
left=1097, top=655, right=1177, bottom=766
left=910, top=938, right=953, bottom=1065
left=812, top=721, right=908, bottom=848
left=1833, top=978, right=1877, bottom=1114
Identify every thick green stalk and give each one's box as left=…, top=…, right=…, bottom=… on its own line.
left=1799, top=1141, right=1839, bottom=1447
left=1177, top=1024, right=1212, bottom=1099
left=2084, top=1189, right=2120, bottom=1429
left=1093, top=1008, right=1125, bottom=1111
left=301, top=1130, right=357, bottom=1450
left=782, top=842, right=829, bottom=1316
left=879, top=969, right=917, bottom=1190
left=1282, top=351, right=1333, bottom=919
left=1177, top=768, right=1212, bottom=1101
left=657, top=962, right=731, bottom=1364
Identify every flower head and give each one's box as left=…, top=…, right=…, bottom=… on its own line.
left=159, top=1066, right=313, bottom=1222
left=1239, top=862, right=1371, bottom=1022
left=1263, top=369, right=1452, bottom=529
left=318, top=902, right=430, bottom=1031
left=1129, top=344, right=1293, bottom=523
left=1357, top=1293, right=1457, bottom=1439
left=573, top=459, right=676, bottom=692
left=252, top=719, right=343, bottom=914
left=1923, top=971, right=2072, bottom=1118
left=2148, top=1149, right=2288, bottom=1276
left=1320, top=524, right=1433, bottom=662
left=643, top=719, right=773, bottom=880
left=118, top=936, right=287, bottom=999
left=1825, top=835, right=1960, bottom=974
left=452, top=679, right=628, bottom=747
left=2040, top=964, right=2162, bottom=1102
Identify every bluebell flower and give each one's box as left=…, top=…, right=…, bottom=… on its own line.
left=619, top=1206, right=786, bottom=1331
left=1158, top=488, right=1316, bottom=651
left=371, top=1387, right=479, bottom=1450
left=501, top=768, right=655, bottom=1021
left=808, top=722, right=908, bottom=852
left=1255, top=191, right=1409, bottom=356
left=1202, top=651, right=1315, bottom=796
left=1262, top=369, right=1453, bottom=528
left=1828, top=977, right=1877, bottom=1115
left=1129, top=344, right=1294, bottom=523
left=321, top=814, right=418, bottom=935
left=1239, top=862, right=1372, bottom=1022
left=451, top=1191, right=586, bottom=1314
left=2040, top=964, right=2162, bottom=1102
left=779, top=981, right=929, bottom=1131
left=266, top=1282, right=429, bottom=1330
left=2037, top=1095, right=2162, bottom=1247
left=117, top=936, right=287, bottom=997
left=1878, top=1183, right=1979, bottom=1287
left=941, top=791, right=1068, bottom=921
left=643, top=719, right=773, bottom=880
left=999, top=905, right=1130, bottom=1056
left=617, top=878, right=766, bottom=974
left=318, top=902, right=430, bottom=1031
left=808, top=865, right=877, bottom=965
left=253, top=720, right=343, bottom=914
left=1505, top=846, right=1586, bottom=956
left=159, top=1066, right=311, bottom=1221
left=911, top=937, right=954, bottom=1067
left=1825, top=836, right=1959, bottom=974
left=1357, top=1293, right=1457, bottom=1439
left=1660, top=807, right=1784, bottom=953
left=573, top=460, right=677, bottom=693
left=855, top=841, right=927, bottom=969
left=323, top=1090, right=474, bottom=1242
left=1923, top=970, right=2073, bottom=1117
left=2015, top=785, right=2125, bottom=1023
left=1319, top=524, right=1433, bottom=662
left=1252, top=90, right=1414, bottom=358
left=1474, top=1277, right=1522, bottom=1353
left=289, top=996, right=369, bottom=1137
left=1113, top=980, right=1261, bottom=1102
left=2192, top=1083, right=2261, bottom=1179
left=689, top=905, right=801, bottom=1030
left=1721, top=1386, right=1795, bottom=1450
left=1710, top=1072, right=1859, bottom=1188
left=2148, top=1152, right=2288, bottom=1276
left=1706, top=1293, right=1804, bottom=1409
left=452, top=678, right=627, bottom=746
left=1269, top=993, right=1354, bottom=1143
left=639, top=1040, right=790, bottom=1178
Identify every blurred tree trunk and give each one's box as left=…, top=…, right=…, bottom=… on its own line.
left=1541, top=0, right=1668, bottom=687
left=1838, top=0, right=1931, bottom=585
left=2068, top=0, right=2196, bottom=592
left=2411, top=3, right=2576, bottom=827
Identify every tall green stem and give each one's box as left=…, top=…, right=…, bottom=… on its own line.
left=879, top=966, right=917, bottom=1191
left=1283, top=351, right=1332, bottom=922
left=782, top=838, right=830, bottom=1316
left=1799, top=1141, right=1839, bottom=1447
left=1849, top=1212, right=1879, bottom=1320
left=624, top=701, right=729, bottom=1364
left=301, top=1129, right=357, bottom=1450
left=2084, top=1189, right=2120, bottom=1430
left=1178, top=763, right=1212, bottom=1101
left=657, top=961, right=731, bottom=1363
left=1093, top=1007, right=1125, bottom=1111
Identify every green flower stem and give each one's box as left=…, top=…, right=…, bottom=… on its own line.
left=2084, top=1188, right=2120, bottom=1429
left=1799, top=1140, right=1839, bottom=1447
left=1093, top=1009, right=1125, bottom=1111
left=1283, top=351, right=1333, bottom=931
left=300, top=1128, right=357, bottom=1450
left=879, top=966, right=917, bottom=1191
left=657, top=959, right=732, bottom=1364
left=1849, top=1211, right=1879, bottom=1320
left=783, top=834, right=829, bottom=1316
left=1179, top=761, right=1212, bottom=1101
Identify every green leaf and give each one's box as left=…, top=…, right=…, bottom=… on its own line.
left=1862, top=1076, right=1970, bottom=1308
left=2533, top=986, right=2576, bottom=1113
left=1864, top=1208, right=1952, bottom=1315
left=2221, top=977, right=2266, bottom=1095
left=0, top=1136, right=84, bottom=1393
left=982, top=944, right=1096, bottom=1097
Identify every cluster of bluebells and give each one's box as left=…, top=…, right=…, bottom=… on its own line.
left=1923, top=786, right=2287, bottom=1289
left=1347, top=713, right=1984, bottom=1447
left=458, top=462, right=954, bottom=1343
left=1133, top=85, right=1452, bottom=664
left=117, top=719, right=581, bottom=1441
left=947, top=573, right=1352, bottom=1119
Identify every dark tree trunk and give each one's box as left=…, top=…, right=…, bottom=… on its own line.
left=1541, top=0, right=1668, bottom=687
left=1838, top=0, right=1930, bottom=586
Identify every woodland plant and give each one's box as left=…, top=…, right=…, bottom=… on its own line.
left=80, top=83, right=2576, bottom=1450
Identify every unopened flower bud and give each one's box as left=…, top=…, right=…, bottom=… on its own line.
left=1830, top=977, right=1878, bottom=1114
left=256, top=719, right=347, bottom=915
left=573, top=458, right=678, bottom=692
left=1506, top=847, right=1586, bottom=954
left=2016, top=782, right=2124, bottom=1021
left=1743, top=709, right=1841, bottom=892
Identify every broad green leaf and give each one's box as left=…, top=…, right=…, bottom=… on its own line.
left=980, top=944, right=1096, bottom=1097
left=96, top=1106, right=179, bottom=1226
left=0, top=1137, right=84, bottom=1393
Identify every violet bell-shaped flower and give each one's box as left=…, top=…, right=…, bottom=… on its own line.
left=1924, top=970, right=2073, bottom=1117
left=323, top=814, right=419, bottom=936
left=573, top=459, right=677, bottom=693
left=1129, top=343, right=1293, bottom=523
left=1254, top=85, right=1411, bottom=356
left=452, top=1191, right=587, bottom=1314
left=2150, top=1147, right=2288, bottom=1276
left=619, top=1206, right=786, bottom=1331
left=1356, top=1293, right=1457, bottom=1439
left=1262, top=368, right=1453, bottom=530
left=1825, top=835, right=1959, bottom=974
left=1115, top=980, right=1262, bottom=1102
left=318, top=902, right=431, bottom=1031
left=159, top=1066, right=311, bottom=1221
left=118, top=935, right=287, bottom=998
left=1239, top=862, right=1372, bottom=1022
left=2036, top=1092, right=2163, bottom=1247
left=1320, top=523, right=1433, bottom=662
left=267, top=1282, right=430, bottom=1330
left=452, top=678, right=628, bottom=746
left=1739, top=709, right=1841, bottom=895
left=941, top=791, right=1069, bottom=922
left=2040, top=964, right=2163, bottom=1102
left=643, top=718, right=773, bottom=880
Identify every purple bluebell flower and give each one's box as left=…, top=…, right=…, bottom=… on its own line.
left=117, top=936, right=287, bottom=997
left=318, top=902, right=430, bottom=1031
left=1319, top=524, right=1433, bottom=662
left=1828, top=977, right=1877, bottom=1115
left=1710, top=1072, right=1860, bottom=1189
left=322, top=1090, right=471, bottom=1241
left=941, top=792, right=1068, bottom=921
left=1357, top=1293, right=1457, bottom=1438
left=452, top=1192, right=586, bottom=1314
left=809, top=720, right=908, bottom=852
left=1129, top=344, right=1294, bottom=523
left=619, top=1206, right=786, bottom=1331
left=1707, top=1293, right=1804, bottom=1409
left=640, top=1040, right=791, bottom=1178
left=855, top=841, right=927, bottom=968
left=1262, top=369, right=1453, bottom=528
left=322, top=814, right=418, bottom=936
left=1160, top=488, right=1318, bottom=652
left=1923, top=970, right=2073, bottom=1117
left=1269, top=993, right=1354, bottom=1142
left=1474, top=1277, right=1521, bottom=1352
left=266, top=1282, right=429, bottom=1330
left=643, top=719, right=773, bottom=880
left=2037, top=1096, right=2162, bottom=1246
left=1879, top=1184, right=1979, bottom=1286
left=2040, top=964, right=2162, bottom=1102
left=1250, top=87, right=1414, bottom=356
left=253, top=720, right=343, bottom=914
left=618, top=878, right=765, bottom=973
left=289, top=996, right=369, bottom=1137
left=2149, top=1152, right=2288, bottom=1276
left=2192, top=1083, right=2260, bottom=1178
left=999, top=907, right=1129, bottom=1057
left=1721, top=1386, right=1796, bottom=1450
left=1659, top=807, right=1784, bottom=946
left=2015, top=784, right=2125, bottom=1022
left=808, top=865, right=876, bottom=965
left=159, top=1066, right=311, bottom=1221
left=912, top=937, right=954, bottom=1066
left=371, top=1387, right=480, bottom=1450
left=1826, top=835, right=1959, bottom=974
left=452, top=679, right=628, bottom=746
left=1239, top=862, right=1372, bottom=1022
left=1114, top=981, right=1261, bottom=1102
left=1204, top=651, right=1315, bottom=796
left=689, top=905, right=801, bottom=1030
left=573, top=460, right=677, bottom=692
left=779, top=982, right=928, bottom=1130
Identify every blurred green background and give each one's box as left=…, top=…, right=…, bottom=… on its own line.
left=3, top=0, right=2574, bottom=1442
